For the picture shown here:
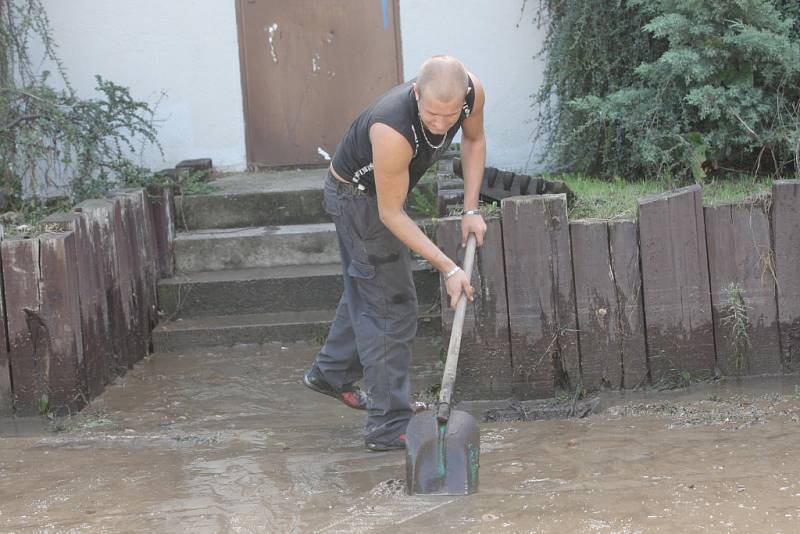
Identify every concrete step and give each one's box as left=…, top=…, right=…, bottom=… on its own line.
left=174, top=223, right=339, bottom=272
left=158, top=262, right=440, bottom=319
left=151, top=308, right=442, bottom=351
left=175, top=169, right=328, bottom=230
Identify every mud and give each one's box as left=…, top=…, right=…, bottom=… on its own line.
left=1, top=339, right=799, bottom=533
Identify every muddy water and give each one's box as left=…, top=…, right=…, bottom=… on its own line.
left=0, top=340, right=798, bottom=533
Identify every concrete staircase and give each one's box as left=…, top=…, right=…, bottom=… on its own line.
left=152, top=169, right=441, bottom=351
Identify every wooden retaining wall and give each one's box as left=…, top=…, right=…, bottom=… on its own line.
left=570, top=219, right=648, bottom=391
left=439, top=181, right=800, bottom=399
left=437, top=217, right=512, bottom=400
left=0, top=186, right=175, bottom=416
left=771, top=181, right=800, bottom=372
left=705, top=202, right=782, bottom=376
left=638, top=186, right=716, bottom=382
left=501, top=194, right=579, bottom=398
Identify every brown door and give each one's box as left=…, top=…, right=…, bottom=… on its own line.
left=236, top=0, right=403, bottom=168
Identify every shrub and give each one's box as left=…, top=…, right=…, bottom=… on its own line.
left=0, top=0, right=162, bottom=210
left=535, top=0, right=800, bottom=181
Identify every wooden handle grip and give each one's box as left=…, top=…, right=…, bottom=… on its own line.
left=437, top=233, right=477, bottom=421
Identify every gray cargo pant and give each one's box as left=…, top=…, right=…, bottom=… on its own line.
left=314, top=171, right=417, bottom=443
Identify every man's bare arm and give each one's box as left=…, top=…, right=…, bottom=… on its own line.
left=370, top=123, right=473, bottom=306
left=459, top=74, right=488, bottom=247
left=370, top=123, right=457, bottom=274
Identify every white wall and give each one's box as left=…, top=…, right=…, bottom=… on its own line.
left=399, top=0, right=547, bottom=173
left=37, top=1, right=247, bottom=172
left=33, top=1, right=546, bottom=176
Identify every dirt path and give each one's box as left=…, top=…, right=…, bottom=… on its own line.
left=1, top=341, right=798, bottom=533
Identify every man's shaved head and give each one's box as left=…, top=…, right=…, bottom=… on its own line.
left=416, top=56, right=469, bottom=103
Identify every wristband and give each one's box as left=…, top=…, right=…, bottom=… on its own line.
left=462, top=209, right=481, bottom=216
left=445, top=265, right=462, bottom=280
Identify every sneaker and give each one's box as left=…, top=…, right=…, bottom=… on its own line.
left=365, top=434, right=406, bottom=452
left=303, top=366, right=367, bottom=410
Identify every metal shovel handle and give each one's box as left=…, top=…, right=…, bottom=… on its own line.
left=436, top=233, right=477, bottom=423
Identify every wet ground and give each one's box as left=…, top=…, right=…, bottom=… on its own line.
left=1, top=339, right=799, bottom=533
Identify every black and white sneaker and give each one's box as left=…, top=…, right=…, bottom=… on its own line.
left=302, top=366, right=368, bottom=410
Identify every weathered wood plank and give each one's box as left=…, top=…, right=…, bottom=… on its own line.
left=771, top=180, right=800, bottom=373
left=570, top=220, right=621, bottom=390
left=2, top=237, right=43, bottom=415
left=638, top=185, right=715, bottom=383
left=501, top=194, right=579, bottom=399
left=113, top=190, right=154, bottom=354
left=75, top=198, right=139, bottom=374
left=38, top=232, right=87, bottom=414
left=113, top=194, right=149, bottom=362
left=113, top=191, right=150, bottom=343
left=150, top=185, right=176, bottom=279
left=42, top=213, right=108, bottom=397
left=437, top=216, right=513, bottom=400
left=608, top=220, right=648, bottom=389
left=137, top=188, right=160, bottom=330
left=705, top=203, right=781, bottom=376
left=0, top=225, right=13, bottom=415
left=74, top=207, right=114, bottom=380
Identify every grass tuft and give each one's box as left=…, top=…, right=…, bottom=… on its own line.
left=720, top=283, right=752, bottom=375
left=547, top=173, right=773, bottom=220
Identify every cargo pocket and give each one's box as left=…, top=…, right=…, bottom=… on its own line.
left=323, top=179, right=342, bottom=217
left=347, top=259, right=387, bottom=318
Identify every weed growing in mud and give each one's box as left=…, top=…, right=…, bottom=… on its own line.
left=679, top=370, right=692, bottom=388
left=794, top=385, right=800, bottom=401
left=652, top=369, right=714, bottom=391
left=48, top=402, right=116, bottom=434
left=720, top=283, right=752, bottom=374
left=549, top=391, right=572, bottom=405
left=38, top=393, right=49, bottom=415
left=543, top=386, right=585, bottom=408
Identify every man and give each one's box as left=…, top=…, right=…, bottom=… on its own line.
left=303, top=56, right=487, bottom=451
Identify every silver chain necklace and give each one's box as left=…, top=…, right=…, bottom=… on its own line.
left=419, top=118, right=447, bottom=150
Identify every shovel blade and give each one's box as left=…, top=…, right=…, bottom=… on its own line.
left=405, top=409, right=479, bottom=495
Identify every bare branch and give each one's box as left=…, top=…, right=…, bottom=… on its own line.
left=0, top=87, right=49, bottom=102
left=732, top=112, right=762, bottom=143
left=2, top=114, right=46, bottom=131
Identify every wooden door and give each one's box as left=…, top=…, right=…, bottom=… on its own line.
left=236, top=0, right=403, bottom=168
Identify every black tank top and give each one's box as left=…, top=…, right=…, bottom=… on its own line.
left=331, top=76, right=475, bottom=193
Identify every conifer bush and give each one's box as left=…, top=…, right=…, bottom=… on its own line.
left=535, top=0, right=800, bottom=181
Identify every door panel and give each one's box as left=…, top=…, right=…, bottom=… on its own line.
left=237, top=0, right=402, bottom=167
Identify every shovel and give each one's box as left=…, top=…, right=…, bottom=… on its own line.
left=406, top=233, right=479, bottom=495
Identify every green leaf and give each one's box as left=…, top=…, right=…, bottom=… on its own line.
left=38, top=393, right=49, bottom=414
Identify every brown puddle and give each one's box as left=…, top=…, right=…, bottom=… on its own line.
left=0, top=339, right=798, bottom=533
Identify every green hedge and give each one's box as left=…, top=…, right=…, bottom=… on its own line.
left=535, top=0, right=800, bottom=181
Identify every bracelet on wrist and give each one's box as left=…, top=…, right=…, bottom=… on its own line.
left=445, top=265, right=462, bottom=280
left=462, top=209, right=481, bottom=216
